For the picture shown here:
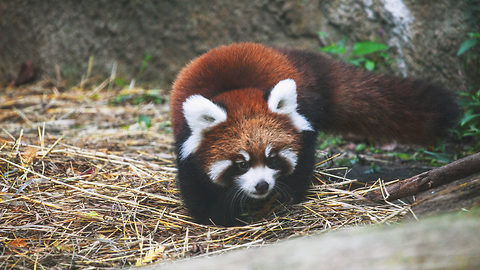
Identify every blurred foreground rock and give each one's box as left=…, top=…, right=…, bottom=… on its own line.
left=141, top=210, right=480, bottom=270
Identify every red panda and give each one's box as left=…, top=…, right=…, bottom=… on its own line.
left=170, top=42, right=459, bottom=226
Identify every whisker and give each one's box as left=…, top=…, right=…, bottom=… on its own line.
left=275, top=181, right=293, bottom=203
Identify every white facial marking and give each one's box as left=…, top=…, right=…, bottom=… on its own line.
left=265, top=145, right=273, bottom=158
left=268, top=79, right=314, bottom=132
left=279, top=148, right=298, bottom=171
left=180, top=95, right=227, bottom=160
left=239, top=150, right=250, bottom=161
left=236, top=166, right=277, bottom=199
left=208, top=160, right=232, bottom=184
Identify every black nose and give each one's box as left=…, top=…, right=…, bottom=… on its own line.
left=255, top=181, right=269, bottom=193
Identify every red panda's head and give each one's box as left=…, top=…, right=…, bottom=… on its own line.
left=180, top=79, right=313, bottom=199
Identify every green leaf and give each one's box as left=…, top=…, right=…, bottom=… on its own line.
left=137, top=115, right=152, bottom=128
left=139, top=54, right=152, bottom=73
left=457, top=39, right=478, bottom=56
left=457, top=91, right=472, bottom=97
left=364, top=163, right=382, bottom=174
left=355, top=143, right=366, bottom=152
left=461, top=113, right=480, bottom=126
left=319, top=44, right=346, bottom=55
left=114, top=77, right=127, bottom=87
left=84, top=211, right=99, bottom=218
left=393, top=153, right=412, bottom=160
left=423, top=151, right=454, bottom=163
left=467, top=124, right=480, bottom=133
left=347, top=58, right=366, bottom=66
left=364, top=60, right=375, bottom=71
left=468, top=32, right=480, bottom=38
left=352, top=41, right=389, bottom=56
left=317, top=31, right=328, bottom=37
left=379, top=52, right=390, bottom=60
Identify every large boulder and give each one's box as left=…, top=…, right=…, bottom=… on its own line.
left=0, top=0, right=478, bottom=89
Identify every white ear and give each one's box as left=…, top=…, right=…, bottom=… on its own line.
left=268, top=79, right=313, bottom=131
left=180, top=95, right=227, bottom=160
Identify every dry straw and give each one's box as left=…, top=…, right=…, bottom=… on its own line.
left=0, top=82, right=407, bottom=269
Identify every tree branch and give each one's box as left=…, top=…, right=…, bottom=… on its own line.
left=364, top=152, right=480, bottom=201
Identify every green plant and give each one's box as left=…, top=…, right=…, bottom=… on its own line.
left=317, top=132, right=344, bottom=150
left=458, top=32, right=480, bottom=85
left=363, top=162, right=382, bottom=174
left=138, top=54, right=152, bottom=76
left=336, top=155, right=359, bottom=167
left=318, top=32, right=391, bottom=71
left=421, top=149, right=455, bottom=164
left=457, top=32, right=480, bottom=57
left=114, top=77, right=128, bottom=88
left=452, top=32, right=480, bottom=154
left=452, top=90, right=480, bottom=152
left=136, top=114, right=152, bottom=129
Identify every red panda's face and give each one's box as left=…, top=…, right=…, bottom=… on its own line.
left=199, top=113, right=301, bottom=199
left=180, top=79, right=313, bottom=199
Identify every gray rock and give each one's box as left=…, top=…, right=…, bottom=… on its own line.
left=0, top=0, right=477, bottom=90
left=140, top=211, right=480, bottom=270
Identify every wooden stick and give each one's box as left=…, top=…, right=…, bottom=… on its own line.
left=364, top=152, right=480, bottom=201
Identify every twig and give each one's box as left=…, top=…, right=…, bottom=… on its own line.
left=41, top=134, right=64, bottom=158
left=13, top=107, right=35, bottom=127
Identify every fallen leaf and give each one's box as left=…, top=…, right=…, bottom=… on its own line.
left=21, top=147, right=37, bottom=165
left=8, top=238, right=27, bottom=248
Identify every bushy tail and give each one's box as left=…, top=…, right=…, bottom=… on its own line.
left=323, top=64, right=459, bottom=145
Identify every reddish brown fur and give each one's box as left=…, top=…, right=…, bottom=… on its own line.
left=171, top=43, right=303, bottom=142
left=172, top=43, right=457, bottom=147
left=325, top=64, right=443, bottom=143
left=193, top=89, right=300, bottom=182
left=272, top=47, right=457, bottom=145
left=170, top=42, right=458, bottom=226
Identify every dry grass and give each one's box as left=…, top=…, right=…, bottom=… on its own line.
left=0, top=80, right=408, bottom=269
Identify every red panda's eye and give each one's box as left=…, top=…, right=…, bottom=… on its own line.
left=266, top=156, right=277, bottom=169
left=266, top=157, right=274, bottom=165
left=236, top=161, right=249, bottom=171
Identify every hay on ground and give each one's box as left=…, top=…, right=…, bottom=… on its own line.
left=0, top=81, right=408, bottom=269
